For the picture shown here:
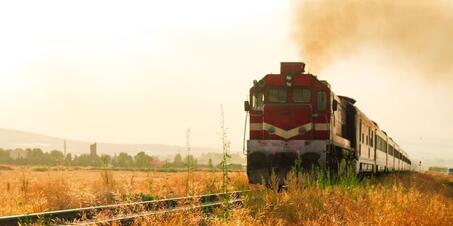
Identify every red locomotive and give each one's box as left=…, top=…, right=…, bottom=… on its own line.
left=244, top=62, right=411, bottom=184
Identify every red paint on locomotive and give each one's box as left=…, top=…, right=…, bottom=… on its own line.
left=248, top=62, right=331, bottom=141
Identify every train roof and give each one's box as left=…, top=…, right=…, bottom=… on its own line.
left=338, top=95, right=356, bottom=104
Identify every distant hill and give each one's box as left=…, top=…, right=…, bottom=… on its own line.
left=0, top=128, right=222, bottom=158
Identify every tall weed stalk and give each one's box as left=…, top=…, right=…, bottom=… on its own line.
left=219, top=105, right=231, bottom=219
left=185, top=128, right=193, bottom=197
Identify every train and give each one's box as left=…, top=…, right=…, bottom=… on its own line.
left=244, top=62, right=411, bottom=184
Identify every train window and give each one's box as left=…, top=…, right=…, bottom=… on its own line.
left=377, top=137, right=380, bottom=150
left=268, top=88, right=287, bottom=103
left=252, top=92, right=264, bottom=111
left=376, top=137, right=379, bottom=149
left=317, top=91, right=327, bottom=111
left=367, top=128, right=370, bottom=145
left=293, top=88, right=311, bottom=103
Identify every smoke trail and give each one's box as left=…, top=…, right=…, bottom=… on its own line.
left=292, top=0, right=453, bottom=80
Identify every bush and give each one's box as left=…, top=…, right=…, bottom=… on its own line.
left=0, top=165, right=13, bottom=170
left=32, top=167, right=49, bottom=172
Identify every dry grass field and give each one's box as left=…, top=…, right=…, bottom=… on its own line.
left=0, top=166, right=249, bottom=216
left=1, top=166, right=452, bottom=225
left=143, top=172, right=453, bottom=226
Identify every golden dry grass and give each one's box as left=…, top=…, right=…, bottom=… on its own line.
left=237, top=172, right=453, bottom=226
left=1, top=166, right=452, bottom=226
left=0, top=166, right=248, bottom=216
left=135, top=172, right=453, bottom=226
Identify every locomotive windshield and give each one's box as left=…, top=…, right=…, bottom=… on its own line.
left=317, top=91, right=328, bottom=111
left=252, top=92, right=264, bottom=111
left=268, top=88, right=287, bottom=103
left=293, top=88, right=311, bottom=103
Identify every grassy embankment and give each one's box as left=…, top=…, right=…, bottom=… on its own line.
left=0, top=166, right=248, bottom=216
left=139, top=170, right=453, bottom=226
left=1, top=166, right=452, bottom=225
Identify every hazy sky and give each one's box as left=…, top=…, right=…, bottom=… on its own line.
left=0, top=1, right=451, bottom=162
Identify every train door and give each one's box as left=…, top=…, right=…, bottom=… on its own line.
left=357, top=119, right=362, bottom=173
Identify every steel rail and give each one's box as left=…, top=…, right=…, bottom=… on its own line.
left=63, top=198, right=243, bottom=226
left=0, top=190, right=249, bottom=226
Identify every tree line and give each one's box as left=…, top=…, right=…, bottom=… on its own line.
left=0, top=148, right=243, bottom=169
left=0, top=148, right=193, bottom=169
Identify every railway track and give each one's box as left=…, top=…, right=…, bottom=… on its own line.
left=0, top=190, right=249, bottom=226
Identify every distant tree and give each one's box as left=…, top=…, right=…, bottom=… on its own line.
left=184, top=155, right=197, bottom=169
left=64, top=153, right=72, bottom=165
left=113, top=152, right=133, bottom=168
left=134, top=152, right=152, bottom=168
left=162, top=160, right=170, bottom=169
left=173, top=153, right=183, bottom=167
left=428, top=167, right=448, bottom=173
left=71, top=154, right=101, bottom=167
left=208, top=158, right=214, bottom=170
left=73, top=154, right=91, bottom=166
left=100, top=154, right=111, bottom=167
left=0, top=149, right=11, bottom=164
left=28, top=148, right=44, bottom=165
left=49, top=150, right=65, bottom=165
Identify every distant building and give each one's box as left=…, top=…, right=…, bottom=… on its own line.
left=9, top=149, right=28, bottom=159
left=90, top=143, right=97, bottom=157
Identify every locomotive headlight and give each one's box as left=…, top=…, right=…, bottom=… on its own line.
left=286, top=74, right=293, bottom=81
left=286, top=74, right=293, bottom=87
